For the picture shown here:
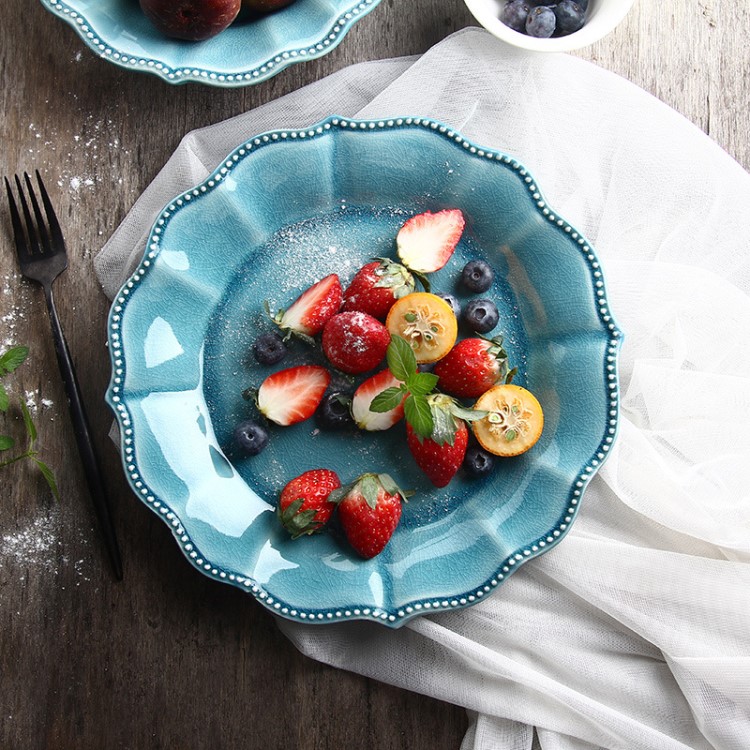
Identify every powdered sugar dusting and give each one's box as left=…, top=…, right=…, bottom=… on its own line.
left=0, top=506, right=95, bottom=590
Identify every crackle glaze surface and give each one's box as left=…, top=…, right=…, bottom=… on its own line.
left=106, top=116, right=622, bottom=627
left=39, top=0, right=382, bottom=86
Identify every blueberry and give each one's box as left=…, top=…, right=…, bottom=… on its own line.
left=463, top=446, right=496, bottom=478
left=315, top=392, right=354, bottom=430
left=555, top=0, right=585, bottom=33
left=253, top=332, right=287, bottom=365
left=234, top=420, right=269, bottom=456
left=526, top=6, right=556, bottom=37
left=575, top=0, right=588, bottom=10
left=462, top=298, right=499, bottom=333
left=461, top=260, right=494, bottom=294
left=437, top=293, right=462, bottom=319
left=500, top=0, right=530, bottom=32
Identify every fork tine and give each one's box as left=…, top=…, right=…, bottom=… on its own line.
left=35, top=170, right=65, bottom=254
left=24, top=172, right=52, bottom=255
left=14, top=174, right=41, bottom=257
left=4, top=176, right=32, bottom=264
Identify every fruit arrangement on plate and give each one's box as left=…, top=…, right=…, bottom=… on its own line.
left=236, top=208, right=545, bottom=559
left=140, top=0, right=297, bottom=41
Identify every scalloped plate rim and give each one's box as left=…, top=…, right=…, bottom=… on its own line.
left=105, top=114, right=623, bottom=627
left=38, top=0, right=382, bottom=86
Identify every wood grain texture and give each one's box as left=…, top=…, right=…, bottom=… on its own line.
left=1, top=0, right=749, bottom=748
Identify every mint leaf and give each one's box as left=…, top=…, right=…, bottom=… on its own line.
left=405, top=371, right=438, bottom=397
left=34, top=458, right=60, bottom=501
left=386, top=336, right=417, bottom=383
left=370, top=387, right=405, bottom=413
left=404, top=393, right=433, bottom=438
left=0, top=346, right=29, bottom=376
left=0, top=435, right=14, bottom=451
left=20, top=400, right=37, bottom=447
left=0, top=383, right=8, bottom=413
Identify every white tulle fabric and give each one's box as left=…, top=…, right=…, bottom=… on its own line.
left=95, top=28, right=750, bottom=750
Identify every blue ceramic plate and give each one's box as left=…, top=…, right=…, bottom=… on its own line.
left=106, top=116, right=622, bottom=627
left=39, top=0, right=381, bottom=86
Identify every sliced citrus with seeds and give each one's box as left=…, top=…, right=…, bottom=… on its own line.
left=385, top=292, right=458, bottom=363
left=472, top=384, right=544, bottom=457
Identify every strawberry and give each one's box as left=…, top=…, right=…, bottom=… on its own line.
left=396, top=209, right=465, bottom=273
left=341, top=259, right=415, bottom=320
left=321, top=311, right=390, bottom=375
left=405, top=393, right=479, bottom=487
left=256, top=365, right=330, bottom=426
left=351, top=369, right=406, bottom=431
left=269, top=273, right=342, bottom=338
left=278, top=468, right=341, bottom=539
left=433, top=336, right=515, bottom=399
left=332, top=473, right=409, bottom=558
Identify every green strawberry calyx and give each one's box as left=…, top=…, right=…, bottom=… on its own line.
left=480, top=334, right=517, bottom=384
left=328, top=472, right=413, bottom=509
left=371, top=258, right=416, bottom=299
left=279, top=498, right=326, bottom=539
left=422, top=393, right=487, bottom=447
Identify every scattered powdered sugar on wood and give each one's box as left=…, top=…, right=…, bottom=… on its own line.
left=0, top=506, right=95, bottom=590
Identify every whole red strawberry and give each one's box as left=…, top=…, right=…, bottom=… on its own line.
left=278, top=468, right=341, bottom=539
left=433, top=336, right=515, bottom=399
left=342, top=259, right=415, bottom=320
left=321, top=311, right=390, bottom=375
left=406, top=394, right=471, bottom=487
left=334, top=473, right=408, bottom=558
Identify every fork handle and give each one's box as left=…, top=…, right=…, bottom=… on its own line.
left=45, top=286, right=123, bottom=581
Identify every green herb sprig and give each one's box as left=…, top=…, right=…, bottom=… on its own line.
left=369, top=335, right=440, bottom=438
left=0, top=346, right=59, bottom=500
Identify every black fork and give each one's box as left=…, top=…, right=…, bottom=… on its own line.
left=5, top=171, right=123, bottom=581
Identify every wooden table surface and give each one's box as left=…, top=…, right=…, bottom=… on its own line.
left=1, top=2, right=748, bottom=748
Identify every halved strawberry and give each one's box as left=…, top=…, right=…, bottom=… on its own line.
left=256, top=365, right=330, bottom=426
left=351, top=369, right=406, bottom=431
left=321, top=311, right=390, bottom=375
left=396, top=209, right=465, bottom=273
left=433, top=336, right=515, bottom=399
left=341, top=259, right=415, bottom=320
left=270, top=274, right=342, bottom=338
left=278, top=468, right=341, bottom=539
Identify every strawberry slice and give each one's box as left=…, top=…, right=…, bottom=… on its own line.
left=396, top=209, right=465, bottom=273
left=270, top=274, right=342, bottom=337
left=351, top=369, right=406, bottom=431
left=257, top=365, right=330, bottom=426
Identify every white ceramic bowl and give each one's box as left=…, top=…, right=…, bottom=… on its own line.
left=463, top=0, right=636, bottom=52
